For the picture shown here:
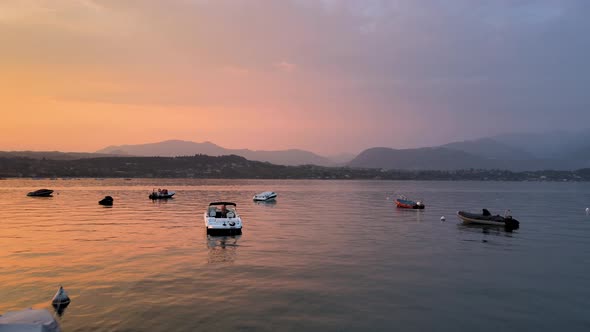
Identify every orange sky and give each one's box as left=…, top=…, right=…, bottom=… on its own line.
left=2, top=1, right=586, bottom=154
left=0, top=1, right=383, bottom=154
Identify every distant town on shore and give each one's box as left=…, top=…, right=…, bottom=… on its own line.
left=1, top=154, right=589, bottom=181
left=2, top=132, right=590, bottom=181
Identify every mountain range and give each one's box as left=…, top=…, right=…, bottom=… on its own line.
left=97, top=140, right=338, bottom=166
left=3, top=130, right=589, bottom=171
left=0, top=151, right=123, bottom=160
left=95, top=130, right=590, bottom=171
left=348, top=132, right=590, bottom=171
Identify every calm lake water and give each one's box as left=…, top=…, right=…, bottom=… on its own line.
left=1, top=179, right=589, bottom=331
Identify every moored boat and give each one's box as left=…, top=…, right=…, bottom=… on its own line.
left=27, top=189, right=54, bottom=197
left=395, top=195, right=424, bottom=209
left=149, top=188, right=175, bottom=199
left=204, top=202, right=242, bottom=235
left=253, top=191, right=277, bottom=202
left=99, top=196, right=114, bottom=206
left=0, top=308, right=61, bottom=331
left=457, top=209, right=519, bottom=230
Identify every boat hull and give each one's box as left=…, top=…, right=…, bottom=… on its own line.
left=253, top=197, right=276, bottom=202
left=149, top=193, right=175, bottom=199
left=0, top=309, right=61, bottom=332
left=456, top=211, right=519, bottom=229
left=27, top=189, right=54, bottom=197
left=206, top=228, right=242, bottom=235
left=99, top=196, right=114, bottom=206
left=253, top=192, right=277, bottom=202
left=204, top=213, right=243, bottom=235
left=457, top=215, right=505, bottom=226
left=395, top=199, right=424, bottom=209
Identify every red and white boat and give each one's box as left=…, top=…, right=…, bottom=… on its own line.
left=394, top=195, right=425, bottom=209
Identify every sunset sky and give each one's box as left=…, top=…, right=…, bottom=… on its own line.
left=1, top=0, right=589, bottom=155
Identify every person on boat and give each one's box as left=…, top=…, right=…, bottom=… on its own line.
left=221, top=205, right=227, bottom=217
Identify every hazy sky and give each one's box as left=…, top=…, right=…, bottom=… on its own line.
left=1, top=0, right=589, bottom=154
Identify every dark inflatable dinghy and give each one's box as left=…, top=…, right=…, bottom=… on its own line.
left=457, top=209, right=519, bottom=230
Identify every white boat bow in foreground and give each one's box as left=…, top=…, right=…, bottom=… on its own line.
left=0, top=309, right=61, bottom=332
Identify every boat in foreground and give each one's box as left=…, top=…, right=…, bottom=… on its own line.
left=27, top=189, right=54, bottom=197
left=457, top=209, right=519, bottom=230
left=253, top=191, right=277, bottom=202
left=0, top=308, right=61, bottom=332
left=149, top=188, right=175, bottom=199
left=395, top=195, right=424, bottom=209
left=204, top=202, right=242, bottom=235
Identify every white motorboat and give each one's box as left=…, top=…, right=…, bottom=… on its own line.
left=253, top=191, right=277, bottom=202
left=204, top=202, right=242, bottom=235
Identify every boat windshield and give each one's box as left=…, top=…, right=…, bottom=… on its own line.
left=207, top=204, right=237, bottom=218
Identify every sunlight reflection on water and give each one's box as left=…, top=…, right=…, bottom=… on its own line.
left=0, top=179, right=589, bottom=331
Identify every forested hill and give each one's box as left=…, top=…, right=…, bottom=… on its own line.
left=1, top=154, right=590, bottom=181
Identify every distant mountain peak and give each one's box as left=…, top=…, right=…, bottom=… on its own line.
left=348, top=146, right=487, bottom=170
left=441, top=137, right=533, bottom=160
left=96, top=140, right=337, bottom=166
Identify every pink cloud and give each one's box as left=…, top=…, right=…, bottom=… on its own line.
left=273, top=61, right=297, bottom=73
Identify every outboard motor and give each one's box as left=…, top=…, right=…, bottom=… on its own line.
left=504, top=217, right=520, bottom=231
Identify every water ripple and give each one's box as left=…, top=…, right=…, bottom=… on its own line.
left=0, top=179, right=589, bottom=331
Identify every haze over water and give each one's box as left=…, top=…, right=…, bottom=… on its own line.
left=1, top=179, right=589, bottom=331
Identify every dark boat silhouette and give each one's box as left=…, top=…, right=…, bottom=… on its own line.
left=27, top=189, right=54, bottom=197
left=149, top=188, right=175, bottom=199
left=457, top=209, right=520, bottom=230
left=99, top=196, right=114, bottom=206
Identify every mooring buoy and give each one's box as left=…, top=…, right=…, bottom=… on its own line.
left=51, top=286, right=70, bottom=305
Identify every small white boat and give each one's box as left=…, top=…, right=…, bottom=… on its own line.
left=204, top=202, right=242, bottom=235
left=253, top=191, right=277, bottom=202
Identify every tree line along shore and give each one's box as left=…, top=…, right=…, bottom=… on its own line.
left=1, top=154, right=589, bottom=181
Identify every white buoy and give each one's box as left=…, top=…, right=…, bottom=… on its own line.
left=440, top=216, right=446, bottom=221
left=51, top=286, right=70, bottom=305
left=586, top=207, right=589, bottom=215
